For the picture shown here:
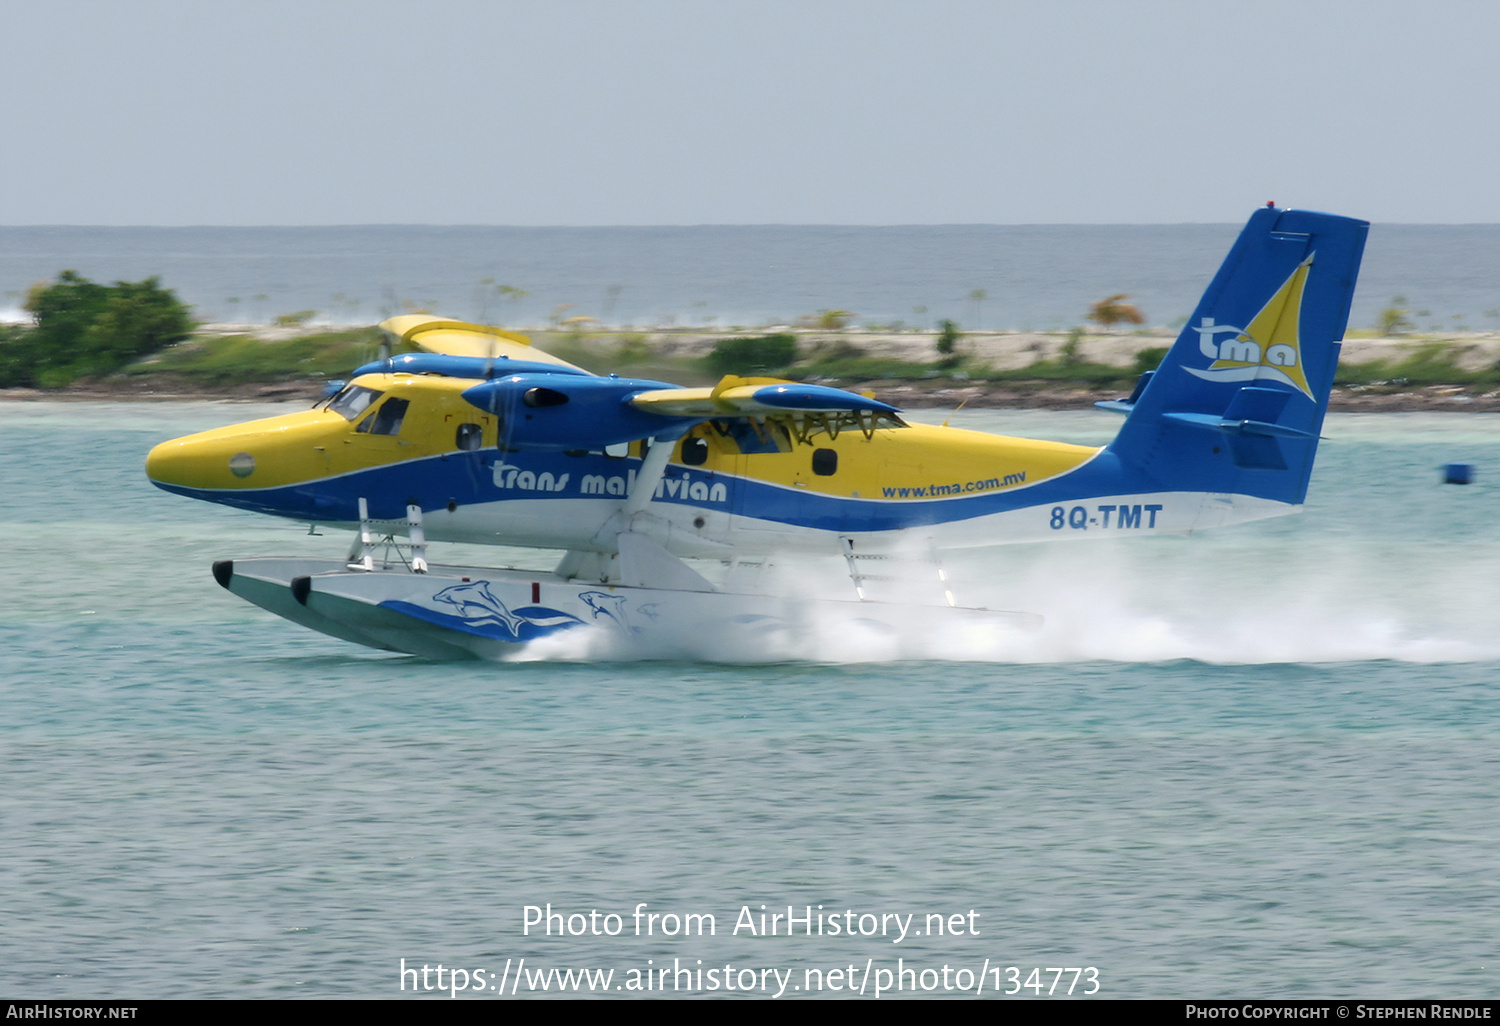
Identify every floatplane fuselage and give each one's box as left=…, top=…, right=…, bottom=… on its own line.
left=146, top=206, right=1368, bottom=658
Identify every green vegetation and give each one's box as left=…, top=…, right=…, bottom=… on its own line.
left=8, top=281, right=1494, bottom=399
left=977, top=351, right=1134, bottom=389
left=797, top=326, right=1137, bottom=389
left=128, top=330, right=1500, bottom=396
left=474, top=280, right=528, bottom=324
left=968, top=290, right=987, bottom=329
left=797, top=354, right=944, bottom=381
left=1334, top=342, right=1500, bottom=389
left=1376, top=296, right=1415, bottom=337
left=611, top=333, right=654, bottom=364
left=1, top=271, right=194, bottom=388
left=935, top=319, right=960, bottom=359
left=124, top=326, right=391, bottom=385
left=1058, top=327, right=1085, bottom=366
left=1132, top=346, right=1169, bottom=375
left=532, top=333, right=715, bottom=385
left=704, top=333, right=799, bottom=376
left=0, top=324, right=32, bottom=386
left=798, top=310, right=854, bottom=330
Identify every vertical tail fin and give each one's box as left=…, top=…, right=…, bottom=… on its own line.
left=1105, top=206, right=1368, bottom=506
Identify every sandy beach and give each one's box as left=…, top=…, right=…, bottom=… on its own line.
left=6, top=325, right=1500, bottom=412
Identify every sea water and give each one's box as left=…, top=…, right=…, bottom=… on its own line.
left=1, top=402, right=1497, bottom=999
left=4, top=224, right=1500, bottom=332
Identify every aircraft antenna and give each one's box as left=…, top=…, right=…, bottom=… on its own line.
left=940, top=397, right=971, bottom=428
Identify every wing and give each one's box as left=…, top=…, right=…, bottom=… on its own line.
left=629, top=374, right=899, bottom=417
left=379, top=315, right=587, bottom=373
left=455, top=372, right=901, bottom=451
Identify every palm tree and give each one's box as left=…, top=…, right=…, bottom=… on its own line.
left=1087, top=294, right=1145, bottom=330
left=969, top=289, right=987, bottom=330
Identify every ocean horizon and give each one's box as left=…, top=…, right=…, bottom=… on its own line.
left=5, top=223, right=1498, bottom=336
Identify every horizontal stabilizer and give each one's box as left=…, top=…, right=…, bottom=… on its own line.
left=1223, top=385, right=1293, bottom=425
left=1161, top=385, right=1319, bottom=470
left=1163, top=387, right=1317, bottom=440
left=1095, top=369, right=1156, bottom=414
left=1162, top=411, right=1317, bottom=440
left=631, top=375, right=900, bottom=418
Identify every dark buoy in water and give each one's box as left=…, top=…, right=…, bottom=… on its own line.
left=1442, top=462, right=1475, bottom=485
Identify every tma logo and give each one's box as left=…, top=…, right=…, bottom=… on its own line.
left=1194, top=317, right=1299, bottom=368
left=1186, top=255, right=1315, bottom=398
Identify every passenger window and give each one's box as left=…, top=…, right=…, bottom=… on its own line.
left=812, top=448, right=838, bottom=476
left=357, top=397, right=410, bottom=436
left=455, top=423, right=483, bottom=450
left=681, top=436, right=709, bottom=466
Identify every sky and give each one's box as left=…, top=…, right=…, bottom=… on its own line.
left=2, top=0, right=1497, bottom=225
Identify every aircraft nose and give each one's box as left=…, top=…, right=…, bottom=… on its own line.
left=145, top=408, right=339, bottom=501
left=145, top=432, right=259, bottom=492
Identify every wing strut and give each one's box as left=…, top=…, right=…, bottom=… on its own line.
left=624, top=435, right=678, bottom=514
left=556, top=428, right=700, bottom=585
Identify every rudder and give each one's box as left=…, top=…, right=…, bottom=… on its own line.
left=1105, top=205, right=1368, bottom=506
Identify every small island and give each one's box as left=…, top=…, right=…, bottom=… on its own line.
left=5, top=273, right=1500, bottom=411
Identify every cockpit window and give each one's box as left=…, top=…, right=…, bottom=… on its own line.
left=710, top=418, right=791, bottom=454
left=329, top=384, right=384, bottom=421
left=356, top=397, right=410, bottom=436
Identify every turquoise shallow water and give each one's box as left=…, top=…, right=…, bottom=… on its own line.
left=2, top=403, right=1498, bottom=998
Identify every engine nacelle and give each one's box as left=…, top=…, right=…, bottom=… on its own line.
left=461, top=374, right=698, bottom=450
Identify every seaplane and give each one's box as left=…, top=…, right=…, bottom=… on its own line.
left=146, top=205, right=1367, bottom=659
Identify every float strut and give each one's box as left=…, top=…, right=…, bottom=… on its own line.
left=406, top=503, right=428, bottom=573
left=352, top=497, right=375, bottom=571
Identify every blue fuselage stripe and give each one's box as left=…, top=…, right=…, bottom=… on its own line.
left=148, top=447, right=1209, bottom=533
